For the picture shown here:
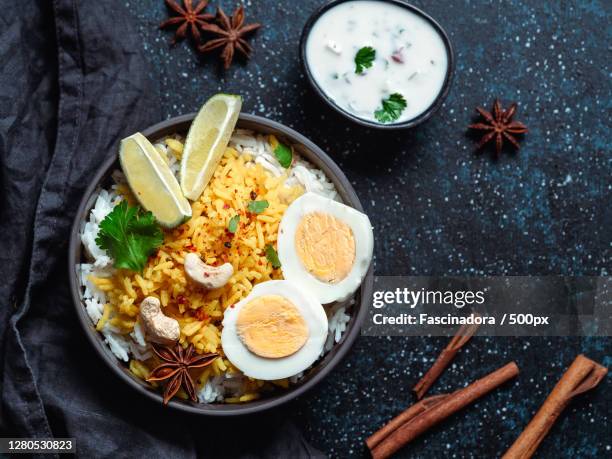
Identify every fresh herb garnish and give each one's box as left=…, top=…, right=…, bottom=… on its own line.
left=247, top=200, right=269, bottom=214
left=273, top=142, right=292, bottom=168
left=95, top=201, right=164, bottom=272
left=354, top=46, right=376, bottom=74
left=265, top=244, right=281, bottom=269
left=374, top=93, right=407, bottom=123
left=228, top=215, right=240, bottom=233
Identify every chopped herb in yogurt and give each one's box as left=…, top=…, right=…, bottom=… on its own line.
left=374, top=93, right=407, bottom=123
left=354, top=46, right=376, bottom=74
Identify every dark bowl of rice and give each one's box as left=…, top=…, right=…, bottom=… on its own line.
left=68, top=113, right=373, bottom=416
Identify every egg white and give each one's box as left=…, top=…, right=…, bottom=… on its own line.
left=221, top=280, right=328, bottom=380
left=277, top=192, right=374, bottom=304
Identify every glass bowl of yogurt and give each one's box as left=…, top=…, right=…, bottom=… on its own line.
left=300, top=0, right=454, bottom=129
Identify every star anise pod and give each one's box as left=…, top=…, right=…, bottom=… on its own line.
left=147, top=343, right=218, bottom=405
left=468, top=99, right=528, bottom=156
left=199, top=6, right=262, bottom=70
left=160, top=0, right=214, bottom=45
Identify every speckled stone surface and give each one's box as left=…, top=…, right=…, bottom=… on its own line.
left=125, top=0, right=610, bottom=457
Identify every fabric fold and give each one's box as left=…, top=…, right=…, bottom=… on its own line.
left=0, top=1, right=322, bottom=457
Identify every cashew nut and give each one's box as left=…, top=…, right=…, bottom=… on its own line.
left=139, top=296, right=180, bottom=345
left=184, top=253, right=233, bottom=289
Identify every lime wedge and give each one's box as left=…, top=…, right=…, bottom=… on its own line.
left=180, top=94, right=242, bottom=201
left=119, top=133, right=192, bottom=228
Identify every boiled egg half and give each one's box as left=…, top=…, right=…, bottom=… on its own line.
left=221, top=280, right=328, bottom=380
left=277, top=192, right=373, bottom=304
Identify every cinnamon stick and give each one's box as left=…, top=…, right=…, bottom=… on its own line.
left=365, top=394, right=448, bottom=450
left=502, top=355, right=607, bottom=459
left=413, top=316, right=481, bottom=400
left=368, top=362, right=519, bottom=459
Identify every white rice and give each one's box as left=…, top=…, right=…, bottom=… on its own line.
left=80, top=189, right=120, bottom=268
left=198, top=372, right=253, bottom=403
left=229, top=129, right=340, bottom=201
left=78, top=130, right=352, bottom=402
left=152, top=134, right=181, bottom=177
left=324, top=299, right=355, bottom=354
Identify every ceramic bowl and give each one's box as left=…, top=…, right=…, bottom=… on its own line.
left=299, top=0, right=455, bottom=130
left=68, top=113, right=374, bottom=416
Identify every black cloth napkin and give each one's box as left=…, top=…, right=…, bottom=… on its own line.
left=0, top=1, right=323, bottom=457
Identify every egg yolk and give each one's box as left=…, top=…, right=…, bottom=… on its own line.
left=295, top=212, right=355, bottom=284
left=236, top=295, right=309, bottom=358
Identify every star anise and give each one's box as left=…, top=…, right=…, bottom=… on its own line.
left=147, top=343, right=218, bottom=405
left=199, top=6, right=262, bottom=69
left=160, top=0, right=214, bottom=45
left=468, top=99, right=528, bottom=156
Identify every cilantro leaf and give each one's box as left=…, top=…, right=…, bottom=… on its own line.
left=374, top=93, right=407, bottom=123
left=95, top=201, right=164, bottom=272
left=265, top=244, right=281, bottom=269
left=228, top=215, right=240, bottom=233
left=247, top=200, right=269, bottom=214
left=273, top=142, right=293, bottom=168
left=355, top=46, right=376, bottom=74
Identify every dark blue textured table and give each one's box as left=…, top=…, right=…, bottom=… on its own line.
left=126, top=0, right=610, bottom=456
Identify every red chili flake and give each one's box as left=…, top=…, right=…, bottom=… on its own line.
left=230, top=304, right=235, bottom=309
left=177, top=295, right=188, bottom=305
left=204, top=272, right=210, bottom=277
left=194, top=309, right=210, bottom=321
left=223, top=203, right=230, bottom=209
left=185, top=244, right=197, bottom=252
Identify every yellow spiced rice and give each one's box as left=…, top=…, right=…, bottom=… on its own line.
left=89, top=137, right=304, bottom=396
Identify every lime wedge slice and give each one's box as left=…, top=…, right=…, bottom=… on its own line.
left=180, top=94, right=242, bottom=201
left=119, top=132, right=192, bottom=228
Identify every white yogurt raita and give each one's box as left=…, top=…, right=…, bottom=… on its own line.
left=305, top=0, right=449, bottom=124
